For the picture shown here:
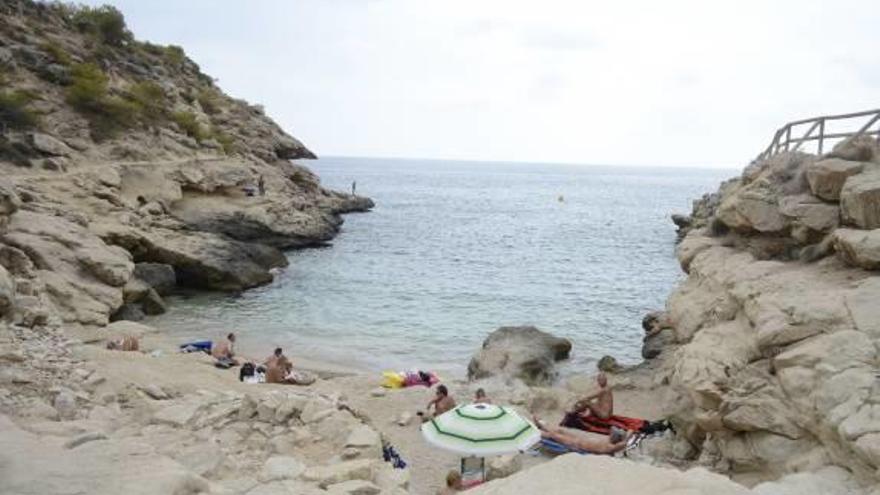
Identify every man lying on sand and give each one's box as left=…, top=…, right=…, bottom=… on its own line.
left=212, top=332, right=238, bottom=366
left=534, top=416, right=630, bottom=455
left=106, top=335, right=139, bottom=351
left=576, top=372, right=613, bottom=419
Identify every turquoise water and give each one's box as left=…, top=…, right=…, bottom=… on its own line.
left=150, top=157, right=732, bottom=376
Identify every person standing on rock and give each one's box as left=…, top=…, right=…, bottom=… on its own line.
left=577, top=372, right=613, bottom=419
left=351, top=180, right=356, bottom=195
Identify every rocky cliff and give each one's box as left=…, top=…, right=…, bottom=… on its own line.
left=0, top=0, right=373, bottom=326
left=644, top=136, right=880, bottom=488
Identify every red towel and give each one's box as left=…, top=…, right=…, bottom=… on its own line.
left=560, top=412, right=647, bottom=435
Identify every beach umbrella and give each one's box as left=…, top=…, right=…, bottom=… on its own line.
left=421, top=403, right=541, bottom=457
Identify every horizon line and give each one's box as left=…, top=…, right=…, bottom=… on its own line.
left=313, top=153, right=743, bottom=171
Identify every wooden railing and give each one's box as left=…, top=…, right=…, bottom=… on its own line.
left=756, top=108, right=880, bottom=162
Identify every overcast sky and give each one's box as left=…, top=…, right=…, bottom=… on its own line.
left=81, top=0, right=880, bottom=167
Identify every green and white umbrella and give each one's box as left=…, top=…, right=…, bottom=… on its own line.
left=421, top=403, right=541, bottom=457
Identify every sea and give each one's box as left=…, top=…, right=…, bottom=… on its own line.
left=148, top=157, right=734, bottom=377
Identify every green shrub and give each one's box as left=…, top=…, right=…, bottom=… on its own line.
left=71, top=5, right=132, bottom=47
left=65, top=63, right=109, bottom=113
left=0, top=90, right=40, bottom=131
left=212, top=130, right=237, bottom=154
left=164, top=45, right=186, bottom=66
left=41, top=41, right=72, bottom=65
left=127, top=81, right=167, bottom=123
left=197, top=88, right=223, bottom=115
left=65, top=63, right=136, bottom=140
left=172, top=111, right=208, bottom=141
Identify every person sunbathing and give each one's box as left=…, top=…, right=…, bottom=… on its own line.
left=106, top=335, right=139, bottom=351
left=534, top=416, right=629, bottom=455
left=577, top=372, right=613, bottom=419
left=211, top=332, right=239, bottom=366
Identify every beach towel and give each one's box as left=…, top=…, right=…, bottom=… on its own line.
left=560, top=412, right=667, bottom=436
left=538, top=438, right=591, bottom=456
left=179, top=340, right=212, bottom=353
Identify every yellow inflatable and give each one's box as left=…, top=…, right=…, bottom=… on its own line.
left=381, top=371, right=405, bottom=388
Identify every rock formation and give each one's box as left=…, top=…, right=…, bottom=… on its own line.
left=645, top=136, right=880, bottom=488
left=0, top=0, right=373, bottom=325
left=467, top=326, right=572, bottom=386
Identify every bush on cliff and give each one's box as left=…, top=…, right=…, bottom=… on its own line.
left=66, top=63, right=136, bottom=139
left=70, top=5, right=131, bottom=47
left=127, top=81, right=168, bottom=124
left=171, top=111, right=208, bottom=142
left=0, top=90, right=40, bottom=131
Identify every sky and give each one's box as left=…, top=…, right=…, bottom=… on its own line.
left=79, top=0, right=880, bottom=168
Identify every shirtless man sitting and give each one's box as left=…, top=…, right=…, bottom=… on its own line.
left=265, top=347, right=295, bottom=384
left=420, top=385, right=456, bottom=421
left=212, top=332, right=239, bottom=366
left=578, top=372, right=613, bottom=419
left=534, top=416, right=629, bottom=455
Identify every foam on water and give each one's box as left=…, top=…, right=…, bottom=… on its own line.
left=149, top=157, right=732, bottom=376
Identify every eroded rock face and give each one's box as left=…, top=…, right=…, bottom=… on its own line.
left=467, top=326, right=571, bottom=385
left=654, top=143, right=880, bottom=487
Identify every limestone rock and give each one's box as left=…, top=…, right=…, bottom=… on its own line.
left=840, top=169, right=880, bottom=229
left=28, top=133, right=73, bottom=157
left=139, top=288, right=166, bottom=315
left=4, top=211, right=133, bottom=325
left=133, top=262, right=176, bottom=295
left=806, top=158, right=865, bottom=200
left=596, top=355, right=622, bottom=373
left=0, top=265, right=15, bottom=317
left=467, top=326, right=572, bottom=385
left=0, top=180, right=21, bottom=217
left=64, top=432, right=108, bottom=449
left=259, top=456, right=306, bottom=482
left=833, top=228, right=880, bottom=269
left=152, top=401, right=202, bottom=428
left=324, top=480, right=381, bottom=495
left=344, top=424, right=381, bottom=455
left=52, top=391, right=78, bottom=420
left=487, top=454, right=522, bottom=481
left=827, top=134, right=880, bottom=163
left=300, top=459, right=375, bottom=488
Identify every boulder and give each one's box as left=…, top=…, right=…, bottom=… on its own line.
left=778, top=194, right=839, bottom=238
left=833, top=228, right=880, bottom=269
left=717, top=187, right=786, bottom=233
left=152, top=401, right=202, bottom=428
left=806, top=158, right=865, bottom=200
left=642, top=329, right=675, bottom=360
left=487, top=454, right=522, bottom=481
left=139, top=289, right=166, bottom=315
left=467, top=326, right=572, bottom=385
left=827, top=134, right=880, bottom=163
left=27, top=133, right=73, bottom=157
left=133, top=262, right=176, bottom=295
left=840, top=170, right=880, bottom=229
left=596, top=355, right=622, bottom=373
left=110, top=304, right=145, bottom=322
left=95, top=223, right=286, bottom=291
left=258, top=456, right=306, bottom=482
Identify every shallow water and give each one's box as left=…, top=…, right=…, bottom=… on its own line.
left=149, top=157, right=732, bottom=377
